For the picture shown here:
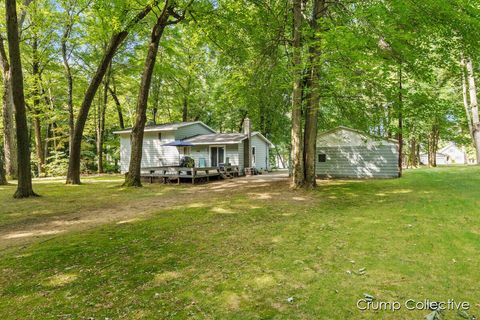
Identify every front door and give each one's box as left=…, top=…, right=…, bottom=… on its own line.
left=210, top=146, right=225, bottom=167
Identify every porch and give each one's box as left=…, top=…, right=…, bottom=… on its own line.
left=140, top=165, right=240, bottom=185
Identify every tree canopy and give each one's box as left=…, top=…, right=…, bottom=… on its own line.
left=1, top=0, right=480, bottom=192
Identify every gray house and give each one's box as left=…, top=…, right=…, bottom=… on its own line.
left=316, top=126, right=399, bottom=179
left=114, top=120, right=273, bottom=174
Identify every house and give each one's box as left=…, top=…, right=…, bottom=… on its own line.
left=420, top=143, right=470, bottom=165
left=420, top=142, right=475, bottom=165
left=315, top=126, right=399, bottom=179
left=419, top=152, right=448, bottom=165
left=113, top=119, right=273, bottom=174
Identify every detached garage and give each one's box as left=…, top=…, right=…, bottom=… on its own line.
left=316, top=126, right=399, bottom=179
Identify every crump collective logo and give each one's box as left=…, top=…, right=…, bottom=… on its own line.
left=356, top=294, right=471, bottom=313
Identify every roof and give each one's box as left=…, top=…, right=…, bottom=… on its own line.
left=438, top=142, right=460, bottom=154
left=162, top=140, right=194, bottom=147
left=183, top=132, right=274, bottom=147
left=420, top=152, right=447, bottom=157
left=317, top=126, right=398, bottom=144
left=184, top=133, right=246, bottom=145
left=113, top=121, right=215, bottom=134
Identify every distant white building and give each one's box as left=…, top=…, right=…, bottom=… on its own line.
left=420, top=143, right=471, bottom=165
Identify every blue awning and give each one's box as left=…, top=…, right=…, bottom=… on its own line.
left=162, top=140, right=194, bottom=147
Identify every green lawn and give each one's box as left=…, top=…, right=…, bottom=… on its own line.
left=1, top=167, right=479, bottom=319
left=0, top=175, right=179, bottom=228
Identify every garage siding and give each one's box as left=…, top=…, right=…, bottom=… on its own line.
left=316, top=145, right=399, bottom=178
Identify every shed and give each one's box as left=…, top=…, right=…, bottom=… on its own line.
left=315, top=126, right=399, bottom=179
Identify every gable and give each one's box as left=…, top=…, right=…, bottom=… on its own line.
left=317, top=127, right=396, bottom=147
left=175, top=122, right=216, bottom=140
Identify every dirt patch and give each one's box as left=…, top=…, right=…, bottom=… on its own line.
left=0, top=172, right=303, bottom=253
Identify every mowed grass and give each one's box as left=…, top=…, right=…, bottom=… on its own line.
left=0, top=175, right=178, bottom=228
left=1, top=167, right=480, bottom=319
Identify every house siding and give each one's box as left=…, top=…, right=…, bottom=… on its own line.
left=238, top=142, right=245, bottom=172
left=189, top=144, right=240, bottom=167
left=175, top=123, right=214, bottom=140
left=315, top=145, right=399, bottom=178
left=251, top=135, right=269, bottom=171
left=119, top=131, right=180, bottom=173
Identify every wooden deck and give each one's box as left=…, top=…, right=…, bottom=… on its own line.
left=140, top=165, right=240, bottom=184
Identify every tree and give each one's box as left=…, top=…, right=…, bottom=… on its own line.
left=303, top=0, right=326, bottom=188
left=66, top=0, right=158, bottom=184
left=465, top=58, right=480, bottom=163
left=124, top=1, right=185, bottom=187
left=5, top=0, right=37, bottom=198
left=0, top=146, right=7, bottom=185
left=0, top=35, right=16, bottom=178
left=290, top=0, right=304, bottom=188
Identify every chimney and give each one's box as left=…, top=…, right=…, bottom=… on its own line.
left=243, top=118, right=252, bottom=169
left=243, top=117, right=251, bottom=136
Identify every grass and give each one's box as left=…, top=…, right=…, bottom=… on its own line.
left=0, top=175, right=179, bottom=228
left=1, top=167, right=480, bottom=319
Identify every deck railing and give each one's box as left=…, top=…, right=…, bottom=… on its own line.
left=140, top=165, right=240, bottom=184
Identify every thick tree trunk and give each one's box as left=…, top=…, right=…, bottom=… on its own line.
left=290, top=0, right=304, bottom=188
left=466, top=58, right=480, bottom=163
left=0, top=35, right=17, bottom=178
left=303, top=0, right=325, bottom=189
left=66, top=2, right=157, bottom=184
left=397, top=65, right=403, bottom=176
left=5, top=0, right=37, bottom=197
left=124, top=3, right=173, bottom=187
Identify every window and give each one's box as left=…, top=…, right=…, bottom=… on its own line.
left=318, top=154, right=326, bottom=162
left=158, top=132, right=162, bottom=140
left=252, top=146, right=256, bottom=165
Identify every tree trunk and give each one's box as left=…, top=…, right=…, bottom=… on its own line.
left=108, top=82, right=125, bottom=129
left=415, top=143, right=420, bottom=167
left=62, top=19, right=74, bottom=156
left=408, top=137, right=417, bottom=168
left=397, top=65, right=403, bottom=176
left=182, top=95, right=188, bottom=122
left=290, top=0, right=304, bottom=188
left=428, top=125, right=439, bottom=167
left=466, top=58, right=480, bottom=163
left=461, top=59, right=474, bottom=145
left=0, top=147, right=7, bottom=185
left=96, top=67, right=110, bottom=173
left=5, top=0, right=37, bottom=198
left=303, top=0, right=325, bottom=189
left=66, top=2, right=157, bottom=184
left=0, top=35, right=17, bottom=179
left=32, top=36, right=45, bottom=176
left=124, top=2, right=174, bottom=187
